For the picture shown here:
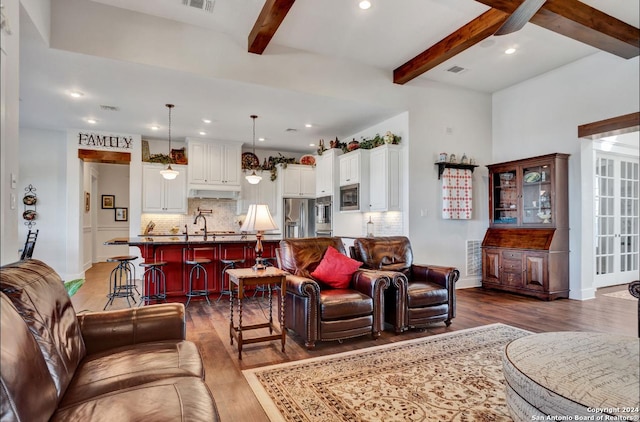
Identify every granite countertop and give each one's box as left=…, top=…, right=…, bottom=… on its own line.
left=105, top=234, right=283, bottom=246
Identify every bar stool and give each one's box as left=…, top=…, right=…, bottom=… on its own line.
left=139, top=260, right=167, bottom=306
left=218, top=258, right=245, bottom=302
left=185, top=257, right=212, bottom=307
left=104, top=255, right=139, bottom=310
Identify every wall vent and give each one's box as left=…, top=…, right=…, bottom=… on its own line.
left=447, top=65, right=466, bottom=74
left=466, top=239, right=482, bottom=277
left=99, top=105, right=119, bottom=112
left=182, top=0, right=215, bottom=13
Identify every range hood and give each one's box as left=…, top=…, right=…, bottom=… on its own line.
left=187, top=188, right=239, bottom=199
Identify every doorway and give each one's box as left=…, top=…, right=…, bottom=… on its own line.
left=594, top=149, right=639, bottom=287
left=579, top=112, right=640, bottom=295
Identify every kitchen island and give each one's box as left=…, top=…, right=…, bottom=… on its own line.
left=105, top=235, right=282, bottom=302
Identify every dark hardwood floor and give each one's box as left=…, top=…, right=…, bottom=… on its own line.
left=73, top=262, right=638, bottom=422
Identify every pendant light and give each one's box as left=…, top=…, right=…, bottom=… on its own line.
left=245, top=114, right=262, bottom=185
left=160, top=104, right=179, bottom=180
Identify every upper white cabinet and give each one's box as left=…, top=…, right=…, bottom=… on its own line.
left=369, top=144, right=402, bottom=212
left=238, top=171, right=277, bottom=218
left=279, top=164, right=315, bottom=198
left=142, top=163, right=187, bottom=213
left=339, top=149, right=370, bottom=187
left=187, top=139, right=242, bottom=190
left=315, top=149, right=339, bottom=197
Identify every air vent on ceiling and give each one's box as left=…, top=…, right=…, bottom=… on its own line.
left=182, top=0, right=215, bottom=13
left=99, top=105, right=119, bottom=111
left=446, top=65, right=467, bottom=74
left=285, top=128, right=298, bottom=132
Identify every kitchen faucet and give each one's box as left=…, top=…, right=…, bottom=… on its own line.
left=194, top=212, right=208, bottom=241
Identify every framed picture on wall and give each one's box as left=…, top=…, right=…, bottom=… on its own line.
left=85, top=192, right=90, bottom=212
left=102, top=195, right=115, bottom=209
left=115, top=207, right=128, bottom=222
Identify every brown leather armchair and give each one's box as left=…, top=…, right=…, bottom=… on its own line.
left=352, top=236, right=459, bottom=333
left=277, top=237, right=389, bottom=349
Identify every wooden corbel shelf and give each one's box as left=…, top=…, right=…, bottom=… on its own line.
left=435, top=162, right=479, bottom=179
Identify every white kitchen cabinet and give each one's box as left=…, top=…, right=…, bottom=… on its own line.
left=369, top=144, right=402, bottom=211
left=315, top=149, right=339, bottom=197
left=280, top=164, right=315, bottom=198
left=238, top=171, right=277, bottom=218
left=339, top=149, right=371, bottom=187
left=339, top=151, right=360, bottom=186
left=187, top=139, right=242, bottom=190
left=142, top=163, right=187, bottom=213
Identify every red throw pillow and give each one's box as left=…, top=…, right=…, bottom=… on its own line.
left=310, top=246, right=363, bottom=289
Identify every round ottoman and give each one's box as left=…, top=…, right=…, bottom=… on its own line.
left=503, top=332, right=639, bottom=421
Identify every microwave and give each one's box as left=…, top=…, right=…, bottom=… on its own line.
left=340, top=184, right=360, bottom=211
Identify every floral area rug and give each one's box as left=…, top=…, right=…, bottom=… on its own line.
left=243, top=323, right=531, bottom=422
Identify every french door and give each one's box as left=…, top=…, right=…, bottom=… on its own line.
left=594, top=153, right=639, bottom=287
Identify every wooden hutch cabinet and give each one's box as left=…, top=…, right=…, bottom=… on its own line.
left=481, top=153, right=570, bottom=300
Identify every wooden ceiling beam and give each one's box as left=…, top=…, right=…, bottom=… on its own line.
left=475, top=0, right=640, bottom=59
left=393, top=9, right=508, bottom=85
left=248, top=0, right=296, bottom=55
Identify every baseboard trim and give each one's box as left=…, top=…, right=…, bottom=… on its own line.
left=455, top=277, right=481, bottom=289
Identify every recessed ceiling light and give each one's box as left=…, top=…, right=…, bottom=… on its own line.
left=505, top=48, right=517, bottom=55
left=309, top=143, right=315, bottom=147
left=86, top=118, right=97, bottom=124
left=202, top=119, right=211, bottom=124
left=359, top=1, right=371, bottom=10
left=199, top=131, right=207, bottom=136
left=150, top=125, right=160, bottom=131
left=258, top=137, right=265, bottom=142
left=305, top=123, right=313, bottom=128
left=69, top=91, right=84, bottom=98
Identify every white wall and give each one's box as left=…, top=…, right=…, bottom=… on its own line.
left=1, top=0, right=20, bottom=265
left=18, top=128, right=67, bottom=274
left=94, top=163, right=130, bottom=262
left=19, top=0, right=50, bottom=46
left=492, top=52, right=640, bottom=300
left=405, top=82, right=493, bottom=288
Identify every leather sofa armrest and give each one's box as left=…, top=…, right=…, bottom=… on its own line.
left=285, top=274, right=320, bottom=299
left=77, top=303, right=186, bottom=355
left=411, top=264, right=460, bottom=290
left=351, top=269, right=390, bottom=298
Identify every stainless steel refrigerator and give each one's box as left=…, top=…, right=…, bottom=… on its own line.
left=283, top=198, right=316, bottom=238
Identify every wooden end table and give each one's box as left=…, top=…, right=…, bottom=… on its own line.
left=226, top=267, right=287, bottom=359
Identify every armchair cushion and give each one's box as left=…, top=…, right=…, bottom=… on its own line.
left=320, top=288, right=373, bottom=319
left=311, top=246, right=363, bottom=288
left=407, top=282, right=449, bottom=307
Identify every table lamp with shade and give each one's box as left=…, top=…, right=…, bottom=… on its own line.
left=240, top=204, right=279, bottom=270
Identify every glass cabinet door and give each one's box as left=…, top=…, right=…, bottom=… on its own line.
left=492, top=170, right=518, bottom=225
left=521, top=164, right=552, bottom=224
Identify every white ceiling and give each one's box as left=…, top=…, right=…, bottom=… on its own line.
left=18, top=0, right=639, bottom=152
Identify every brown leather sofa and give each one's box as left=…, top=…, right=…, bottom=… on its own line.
left=0, top=259, right=219, bottom=421
left=277, top=237, right=389, bottom=349
left=352, top=236, right=459, bottom=333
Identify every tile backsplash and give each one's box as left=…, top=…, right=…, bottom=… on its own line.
left=141, top=199, right=244, bottom=234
